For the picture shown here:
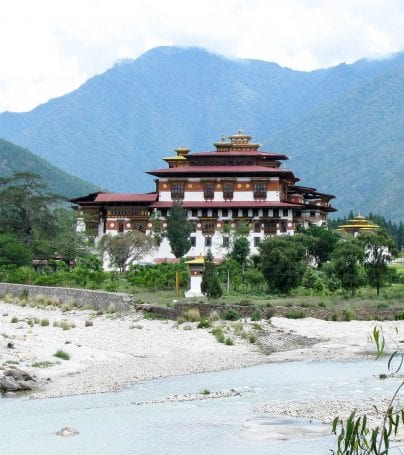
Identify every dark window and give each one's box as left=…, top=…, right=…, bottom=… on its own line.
left=254, top=237, right=260, bottom=247
left=310, top=211, right=316, bottom=217
left=262, top=209, right=268, bottom=217
left=202, top=209, right=208, bottom=217
left=223, top=182, right=233, bottom=200
left=273, top=209, right=279, bottom=218
left=212, top=209, right=218, bottom=218
left=254, top=222, right=261, bottom=233
left=204, top=182, right=215, bottom=200
left=202, top=221, right=215, bottom=234
left=253, top=182, right=266, bottom=199
left=223, top=236, right=229, bottom=248
left=118, top=221, right=124, bottom=233
left=242, top=209, right=249, bottom=218
left=190, top=237, right=196, bottom=247
left=280, top=220, right=287, bottom=233
left=253, top=209, right=259, bottom=217
left=283, top=209, right=289, bottom=217
left=134, top=222, right=145, bottom=232
left=264, top=220, right=277, bottom=234
left=171, top=183, right=184, bottom=200
left=191, top=209, right=198, bottom=217
left=222, top=209, right=228, bottom=217
left=205, top=237, right=212, bottom=247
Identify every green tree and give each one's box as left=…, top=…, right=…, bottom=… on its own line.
left=360, top=230, right=396, bottom=295
left=0, top=172, right=63, bottom=247
left=201, top=250, right=222, bottom=299
left=230, top=236, right=250, bottom=271
left=50, top=208, right=91, bottom=263
left=0, top=233, right=33, bottom=266
left=100, top=231, right=154, bottom=272
left=259, top=236, right=307, bottom=294
left=332, top=238, right=364, bottom=296
left=166, top=203, right=192, bottom=258
left=302, top=226, right=340, bottom=266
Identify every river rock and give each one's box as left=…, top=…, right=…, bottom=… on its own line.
left=56, top=427, right=79, bottom=437
left=4, top=368, right=35, bottom=382
left=0, top=378, right=21, bottom=392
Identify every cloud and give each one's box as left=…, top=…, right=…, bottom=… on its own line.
left=0, top=0, right=403, bottom=112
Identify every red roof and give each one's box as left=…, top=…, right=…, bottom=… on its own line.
left=147, top=165, right=293, bottom=176
left=95, top=193, right=158, bottom=203
left=151, top=201, right=304, bottom=209
left=188, top=151, right=288, bottom=159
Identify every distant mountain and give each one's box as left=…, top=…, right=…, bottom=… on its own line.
left=0, top=138, right=98, bottom=198
left=0, top=46, right=402, bottom=220
left=267, top=65, right=404, bottom=221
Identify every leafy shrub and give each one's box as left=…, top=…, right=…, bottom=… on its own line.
left=223, top=309, right=240, bottom=321
left=332, top=313, right=339, bottom=321
left=201, top=389, right=210, bottom=395
left=343, top=310, right=354, bottom=321
left=395, top=312, right=404, bottom=321
left=251, top=308, right=262, bottom=321
left=197, top=318, right=211, bottom=329
left=54, top=350, right=70, bottom=360
left=40, top=319, right=49, bottom=326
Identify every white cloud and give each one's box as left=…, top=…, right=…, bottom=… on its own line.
left=0, top=0, right=403, bottom=112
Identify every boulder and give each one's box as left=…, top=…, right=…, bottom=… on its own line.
left=4, top=368, right=35, bottom=382
left=56, top=427, right=79, bottom=437
left=16, top=381, right=33, bottom=391
left=0, top=378, right=21, bottom=392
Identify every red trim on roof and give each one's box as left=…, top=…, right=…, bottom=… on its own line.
left=151, top=201, right=304, bottom=209
left=147, top=166, right=293, bottom=175
left=95, top=193, right=158, bottom=202
left=188, top=151, right=288, bottom=159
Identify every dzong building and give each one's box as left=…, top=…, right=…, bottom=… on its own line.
left=71, top=131, right=336, bottom=262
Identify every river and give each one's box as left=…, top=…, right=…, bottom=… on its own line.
left=0, top=360, right=398, bottom=454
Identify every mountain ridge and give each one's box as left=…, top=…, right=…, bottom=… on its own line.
left=0, top=46, right=402, bottom=220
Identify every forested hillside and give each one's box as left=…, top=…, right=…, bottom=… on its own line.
left=0, top=138, right=98, bottom=198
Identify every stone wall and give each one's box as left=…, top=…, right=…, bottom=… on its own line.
left=0, top=283, right=133, bottom=312
left=139, top=301, right=404, bottom=321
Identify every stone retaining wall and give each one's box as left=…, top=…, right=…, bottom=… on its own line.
left=0, top=283, right=133, bottom=312
left=139, top=301, right=404, bottom=321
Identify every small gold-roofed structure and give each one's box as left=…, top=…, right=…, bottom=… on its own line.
left=338, top=215, right=379, bottom=236
left=214, top=129, right=260, bottom=152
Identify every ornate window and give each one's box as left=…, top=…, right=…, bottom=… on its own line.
left=204, top=182, right=215, bottom=200
left=253, top=182, right=266, bottom=199
left=171, top=183, right=184, bottom=200
left=223, top=182, right=233, bottom=200
left=202, top=221, right=215, bottom=234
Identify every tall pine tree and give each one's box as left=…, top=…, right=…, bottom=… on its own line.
left=166, top=202, right=192, bottom=258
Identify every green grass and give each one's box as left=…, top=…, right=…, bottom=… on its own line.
left=53, top=350, right=70, bottom=360
left=32, top=361, right=58, bottom=368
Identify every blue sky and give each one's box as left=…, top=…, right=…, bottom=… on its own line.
left=0, top=0, right=403, bottom=112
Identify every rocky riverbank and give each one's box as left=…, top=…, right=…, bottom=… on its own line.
left=1, top=300, right=404, bottom=399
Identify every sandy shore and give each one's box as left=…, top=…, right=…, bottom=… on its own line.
left=1, top=301, right=404, bottom=400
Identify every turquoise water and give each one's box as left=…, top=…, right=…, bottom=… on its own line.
left=0, top=360, right=397, bottom=454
